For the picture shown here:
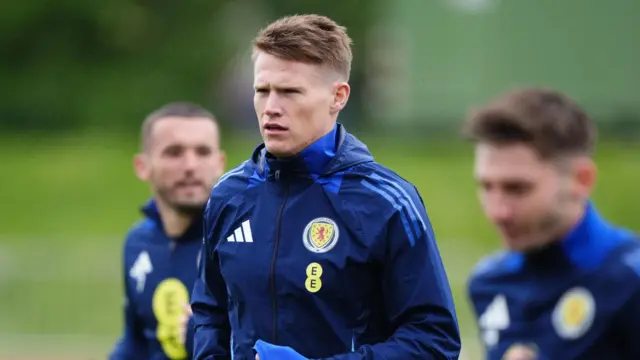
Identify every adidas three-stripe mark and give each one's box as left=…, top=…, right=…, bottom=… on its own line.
left=228, top=220, right=253, bottom=243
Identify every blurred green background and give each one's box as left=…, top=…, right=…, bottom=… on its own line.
left=1, top=0, right=638, bottom=359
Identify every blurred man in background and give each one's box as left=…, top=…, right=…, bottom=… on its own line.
left=190, top=14, right=460, bottom=360
left=464, top=88, right=640, bottom=360
left=109, top=102, right=226, bottom=360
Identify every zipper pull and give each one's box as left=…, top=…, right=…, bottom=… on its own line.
left=275, top=170, right=280, bottom=180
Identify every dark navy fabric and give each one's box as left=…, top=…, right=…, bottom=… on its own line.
left=110, top=199, right=203, bottom=360
left=468, top=202, right=640, bottom=359
left=191, top=123, right=461, bottom=360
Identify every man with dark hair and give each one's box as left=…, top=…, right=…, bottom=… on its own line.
left=190, top=14, right=461, bottom=360
left=464, top=88, right=640, bottom=360
left=109, top=101, right=226, bottom=360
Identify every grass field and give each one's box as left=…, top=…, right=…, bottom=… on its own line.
left=1, top=132, right=638, bottom=359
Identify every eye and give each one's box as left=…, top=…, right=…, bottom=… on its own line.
left=255, top=87, right=268, bottom=94
left=162, top=145, right=184, bottom=157
left=283, top=88, right=300, bottom=94
left=196, top=146, right=213, bottom=156
left=503, top=182, right=532, bottom=196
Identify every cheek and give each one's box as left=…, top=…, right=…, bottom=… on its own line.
left=151, top=162, right=178, bottom=182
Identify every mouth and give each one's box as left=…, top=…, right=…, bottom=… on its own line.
left=263, top=123, right=288, bottom=133
left=175, top=179, right=205, bottom=189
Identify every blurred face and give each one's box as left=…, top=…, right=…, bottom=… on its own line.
left=134, top=117, right=225, bottom=214
left=253, top=52, right=350, bottom=157
left=474, top=143, right=594, bottom=252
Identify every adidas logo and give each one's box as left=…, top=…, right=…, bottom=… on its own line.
left=227, top=220, right=253, bottom=243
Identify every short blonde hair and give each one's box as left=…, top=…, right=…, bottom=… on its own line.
left=252, top=14, right=353, bottom=80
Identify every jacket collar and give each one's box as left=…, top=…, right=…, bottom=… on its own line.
left=141, top=199, right=203, bottom=242
left=520, top=201, right=632, bottom=271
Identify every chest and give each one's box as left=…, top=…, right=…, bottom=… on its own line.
left=473, top=271, right=626, bottom=359
left=127, top=241, right=201, bottom=320
left=216, top=182, right=379, bottom=303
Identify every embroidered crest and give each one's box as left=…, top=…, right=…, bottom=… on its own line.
left=552, top=287, right=595, bottom=340
left=302, top=217, right=339, bottom=253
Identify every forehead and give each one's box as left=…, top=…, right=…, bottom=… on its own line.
left=474, top=143, right=553, bottom=180
left=148, top=117, right=219, bottom=150
left=253, top=52, right=325, bottom=86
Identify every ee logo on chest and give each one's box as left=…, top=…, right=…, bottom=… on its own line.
left=152, top=278, right=189, bottom=359
left=552, top=286, right=596, bottom=340
left=305, top=262, right=323, bottom=293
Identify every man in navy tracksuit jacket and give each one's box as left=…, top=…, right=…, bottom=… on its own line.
left=192, top=123, right=460, bottom=359
left=110, top=200, right=203, bottom=359
left=462, top=88, right=640, bottom=359
left=109, top=102, right=226, bottom=359
left=192, top=15, right=460, bottom=360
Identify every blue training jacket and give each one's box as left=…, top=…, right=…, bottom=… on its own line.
left=191, top=124, right=461, bottom=360
left=110, top=199, right=202, bottom=360
left=468, top=202, right=640, bottom=360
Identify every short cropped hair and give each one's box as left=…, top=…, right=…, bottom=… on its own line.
left=141, top=101, right=217, bottom=152
left=252, top=14, right=353, bottom=80
left=462, top=88, right=597, bottom=159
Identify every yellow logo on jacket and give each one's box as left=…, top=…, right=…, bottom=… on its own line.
left=303, top=217, right=339, bottom=253
left=152, top=278, right=189, bottom=359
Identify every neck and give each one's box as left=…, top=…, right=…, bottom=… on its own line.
left=540, top=200, right=587, bottom=249
left=558, top=201, right=587, bottom=240
left=155, top=199, right=195, bottom=238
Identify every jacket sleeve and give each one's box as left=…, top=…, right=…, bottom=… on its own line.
left=191, top=200, right=231, bottom=360
left=322, top=187, right=461, bottom=360
left=109, top=244, right=148, bottom=360
left=616, top=247, right=640, bottom=358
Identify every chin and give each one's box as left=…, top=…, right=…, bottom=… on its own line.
left=265, top=142, right=294, bottom=157
left=172, top=200, right=207, bottom=215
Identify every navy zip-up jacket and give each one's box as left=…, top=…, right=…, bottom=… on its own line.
left=110, top=199, right=202, bottom=360
left=468, top=202, right=640, bottom=359
left=191, top=124, right=461, bottom=360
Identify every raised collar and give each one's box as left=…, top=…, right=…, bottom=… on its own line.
left=265, top=123, right=339, bottom=179
left=517, top=202, right=629, bottom=271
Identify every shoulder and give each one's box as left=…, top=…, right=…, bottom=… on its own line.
left=468, top=250, right=523, bottom=289
left=211, top=161, right=254, bottom=201
left=205, top=160, right=255, bottom=213
left=123, top=218, right=157, bottom=250
left=342, top=161, right=424, bottom=218
left=608, top=234, right=640, bottom=283
left=339, top=162, right=430, bottom=249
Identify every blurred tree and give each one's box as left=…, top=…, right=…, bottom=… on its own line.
left=0, top=0, right=235, bottom=132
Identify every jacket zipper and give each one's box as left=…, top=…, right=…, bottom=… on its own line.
left=270, top=170, right=290, bottom=343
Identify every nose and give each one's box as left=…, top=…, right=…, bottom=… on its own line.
left=485, top=196, right=514, bottom=224
left=264, top=93, right=282, bottom=118
left=183, top=151, right=199, bottom=171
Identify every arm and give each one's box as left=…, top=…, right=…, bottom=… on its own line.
left=190, top=202, right=231, bottom=360
left=324, top=190, right=461, bottom=359
left=109, top=248, right=148, bottom=360
left=616, top=248, right=640, bottom=358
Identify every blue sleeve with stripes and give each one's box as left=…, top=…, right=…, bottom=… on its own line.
left=324, top=180, right=461, bottom=360
left=191, top=199, right=232, bottom=360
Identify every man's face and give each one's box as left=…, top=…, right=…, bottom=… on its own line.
left=474, top=143, right=577, bottom=252
left=135, top=117, right=225, bottom=214
left=253, top=52, right=348, bottom=157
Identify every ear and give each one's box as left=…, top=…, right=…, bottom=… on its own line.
left=330, top=81, right=350, bottom=114
left=133, top=153, right=151, bottom=182
left=218, top=150, right=227, bottom=177
left=572, top=157, right=597, bottom=199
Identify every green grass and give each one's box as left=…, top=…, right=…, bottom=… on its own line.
left=1, top=133, right=638, bottom=358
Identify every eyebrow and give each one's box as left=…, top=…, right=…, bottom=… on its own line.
left=254, top=83, right=304, bottom=91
